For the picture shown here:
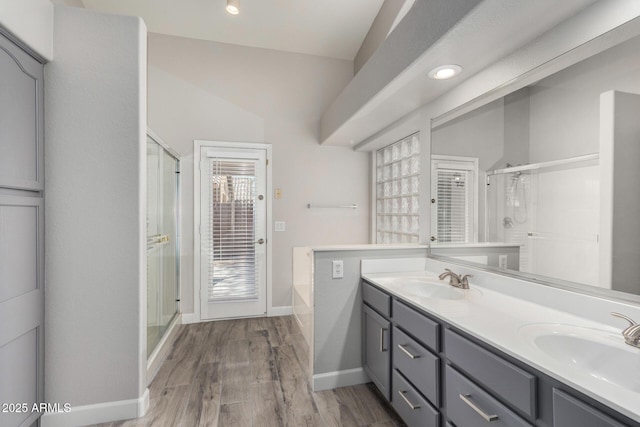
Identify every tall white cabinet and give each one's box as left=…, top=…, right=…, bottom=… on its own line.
left=0, top=31, right=45, bottom=427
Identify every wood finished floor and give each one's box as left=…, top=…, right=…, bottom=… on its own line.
left=89, top=316, right=404, bottom=427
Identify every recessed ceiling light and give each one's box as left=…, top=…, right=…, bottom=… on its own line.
left=428, top=64, right=462, bottom=80
left=226, top=0, right=240, bottom=15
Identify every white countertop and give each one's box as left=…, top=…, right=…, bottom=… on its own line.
left=362, top=270, right=640, bottom=424
left=431, top=242, right=522, bottom=248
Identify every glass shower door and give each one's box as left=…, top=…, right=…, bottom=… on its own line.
left=147, top=136, right=179, bottom=358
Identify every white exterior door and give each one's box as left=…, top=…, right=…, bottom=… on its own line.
left=199, top=146, right=268, bottom=319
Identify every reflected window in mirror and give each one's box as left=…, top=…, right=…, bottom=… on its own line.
left=375, top=133, right=420, bottom=243
left=430, top=33, right=640, bottom=297
left=431, top=155, right=478, bottom=244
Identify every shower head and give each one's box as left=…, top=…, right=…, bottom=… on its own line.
left=511, top=170, right=526, bottom=180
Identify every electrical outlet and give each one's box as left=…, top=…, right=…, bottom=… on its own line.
left=274, top=221, right=285, bottom=232
left=332, top=260, right=344, bottom=279
left=499, top=254, right=508, bottom=269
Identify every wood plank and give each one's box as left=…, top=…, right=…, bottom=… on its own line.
left=274, top=344, right=306, bottom=381
left=280, top=377, right=318, bottom=419
left=88, top=317, right=401, bottom=427
left=220, top=362, right=252, bottom=404
left=218, top=401, right=253, bottom=427
left=333, top=383, right=393, bottom=425
left=249, top=333, right=278, bottom=383
left=313, top=389, right=360, bottom=427
left=250, top=381, right=287, bottom=426
left=179, top=363, right=221, bottom=427
left=227, top=318, right=248, bottom=341
left=135, top=385, right=191, bottom=427
left=222, top=338, right=250, bottom=366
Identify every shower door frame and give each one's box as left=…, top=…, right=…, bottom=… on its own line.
left=146, top=129, right=181, bottom=364
left=193, top=140, right=273, bottom=322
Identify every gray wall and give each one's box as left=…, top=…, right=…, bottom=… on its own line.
left=431, top=98, right=506, bottom=171
left=528, top=35, right=640, bottom=162
left=147, top=33, right=371, bottom=312
left=45, top=5, right=147, bottom=407
left=354, top=0, right=407, bottom=74
left=313, top=248, right=427, bottom=375
left=605, top=91, right=640, bottom=293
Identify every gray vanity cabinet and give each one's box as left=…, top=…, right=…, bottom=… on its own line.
left=360, top=279, right=640, bottom=427
left=445, top=329, right=536, bottom=418
left=446, top=365, right=531, bottom=427
left=0, top=31, right=45, bottom=427
left=553, top=389, right=626, bottom=427
left=391, top=300, right=441, bottom=427
left=362, top=282, right=392, bottom=399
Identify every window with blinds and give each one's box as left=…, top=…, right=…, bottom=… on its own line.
left=375, top=133, right=420, bottom=243
left=430, top=156, right=478, bottom=244
left=206, top=158, right=258, bottom=301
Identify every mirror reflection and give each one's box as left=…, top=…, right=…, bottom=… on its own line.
left=430, top=33, right=640, bottom=296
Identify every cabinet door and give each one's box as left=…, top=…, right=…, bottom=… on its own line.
left=0, top=32, right=44, bottom=191
left=363, top=303, right=391, bottom=400
left=553, top=389, right=626, bottom=427
left=0, top=196, right=44, bottom=427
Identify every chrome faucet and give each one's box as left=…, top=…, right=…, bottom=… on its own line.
left=438, top=269, right=473, bottom=289
left=611, top=312, right=640, bottom=348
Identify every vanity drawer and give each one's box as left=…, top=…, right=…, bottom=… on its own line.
left=393, top=326, right=439, bottom=406
left=393, top=299, right=439, bottom=352
left=446, top=366, right=531, bottom=427
left=362, top=281, right=391, bottom=317
left=392, top=369, right=440, bottom=427
left=553, top=389, right=626, bottom=427
left=445, top=329, right=536, bottom=418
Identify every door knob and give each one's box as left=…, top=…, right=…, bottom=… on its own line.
left=256, top=238, right=265, bottom=244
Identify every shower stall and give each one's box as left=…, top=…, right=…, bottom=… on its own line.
left=146, top=131, right=180, bottom=367
left=485, top=154, right=600, bottom=286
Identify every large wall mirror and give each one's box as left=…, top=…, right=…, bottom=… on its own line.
left=429, top=24, right=640, bottom=302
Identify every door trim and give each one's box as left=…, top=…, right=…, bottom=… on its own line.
left=193, top=140, right=273, bottom=321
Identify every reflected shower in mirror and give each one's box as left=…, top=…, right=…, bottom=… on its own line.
left=429, top=32, right=640, bottom=297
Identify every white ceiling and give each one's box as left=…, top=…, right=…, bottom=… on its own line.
left=56, top=0, right=385, bottom=60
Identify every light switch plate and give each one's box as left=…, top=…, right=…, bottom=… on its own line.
left=275, top=221, right=285, bottom=232
left=332, top=260, right=344, bottom=279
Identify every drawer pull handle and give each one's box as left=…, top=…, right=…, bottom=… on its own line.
left=380, top=328, right=388, bottom=352
left=459, top=394, right=499, bottom=422
left=398, top=390, right=421, bottom=410
left=398, top=344, right=421, bottom=359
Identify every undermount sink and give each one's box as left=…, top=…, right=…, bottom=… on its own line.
left=519, top=323, right=640, bottom=392
left=398, top=278, right=481, bottom=300
left=369, top=274, right=482, bottom=300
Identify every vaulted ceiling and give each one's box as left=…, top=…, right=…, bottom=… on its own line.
left=52, top=0, right=386, bottom=60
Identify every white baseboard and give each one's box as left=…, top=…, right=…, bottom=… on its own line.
left=41, top=388, right=149, bottom=427
left=268, top=305, right=293, bottom=317
left=312, top=368, right=369, bottom=391
left=181, top=312, right=199, bottom=324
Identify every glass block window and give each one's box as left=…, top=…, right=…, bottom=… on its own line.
left=376, top=133, right=420, bottom=243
